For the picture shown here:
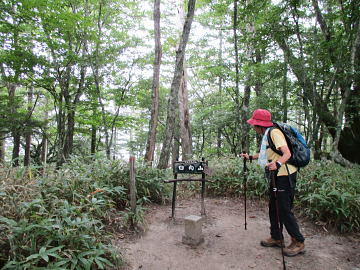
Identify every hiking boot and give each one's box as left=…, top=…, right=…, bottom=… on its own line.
left=260, top=238, right=284, bottom=248
left=286, top=237, right=297, bottom=249
left=283, top=239, right=305, bottom=257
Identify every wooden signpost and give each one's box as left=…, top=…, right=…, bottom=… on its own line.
left=164, top=158, right=211, bottom=218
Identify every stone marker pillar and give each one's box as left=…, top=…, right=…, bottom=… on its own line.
left=182, top=215, right=204, bottom=246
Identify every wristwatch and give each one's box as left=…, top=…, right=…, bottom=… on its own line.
left=276, top=161, right=282, bottom=170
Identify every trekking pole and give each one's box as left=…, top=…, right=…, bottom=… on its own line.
left=242, top=152, right=247, bottom=230
left=271, top=170, right=286, bottom=270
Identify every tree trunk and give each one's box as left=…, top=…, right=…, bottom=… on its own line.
left=64, top=56, right=86, bottom=160
left=64, top=110, right=75, bottom=159
left=232, top=0, right=241, bottom=156
left=338, top=17, right=360, bottom=164
left=217, top=28, right=223, bottom=157
left=40, top=96, right=48, bottom=166
left=24, top=87, right=33, bottom=167
left=24, top=137, right=31, bottom=166
left=91, top=125, right=97, bottom=155
left=241, top=84, right=250, bottom=152
left=338, top=88, right=360, bottom=164
left=157, top=0, right=196, bottom=169
left=172, top=120, right=180, bottom=164
left=179, top=65, right=192, bottom=160
left=41, top=136, right=48, bottom=165
left=240, top=22, right=254, bottom=153
left=56, top=97, right=66, bottom=168
left=56, top=65, right=71, bottom=168
left=12, top=132, right=20, bottom=167
left=282, top=61, right=288, bottom=123
left=0, top=132, right=5, bottom=163
left=8, top=83, right=20, bottom=167
left=145, top=0, right=162, bottom=166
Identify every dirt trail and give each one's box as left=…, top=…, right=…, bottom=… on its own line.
left=118, top=197, right=360, bottom=270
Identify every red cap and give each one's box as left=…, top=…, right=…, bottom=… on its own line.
left=247, top=109, right=273, bottom=127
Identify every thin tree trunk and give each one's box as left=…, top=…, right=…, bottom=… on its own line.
left=0, top=132, right=5, bottom=163
left=282, top=61, right=288, bottom=123
left=145, top=0, right=162, bottom=166
left=172, top=120, right=180, bottom=164
left=241, top=84, right=250, bottom=153
left=157, top=0, right=196, bottom=169
left=64, top=46, right=86, bottom=159
left=313, top=123, right=324, bottom=160
left=8, top=84, right=20, bottom=167
left=40, top=96, right=48, bottom=166
left=56, top=65, right=71, bottom=168
left=63, top=110, right=75, bottom=159
left=113, top=128, right=117, bottom=160
left=91, top=125, right=97, bottom=155
left=12, top=133, right=20, bottom=167
left=217, top=27, right=223, bottom=157
left=41, top=136, right=48, bottom=165
left=241, top=22, right=254, bottom=153
left=24, top=87, right=33, bottom=166
left=232, top=0, right=241, bottom=156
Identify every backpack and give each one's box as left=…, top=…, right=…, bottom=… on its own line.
left=267, top=122, right=311, bottom=168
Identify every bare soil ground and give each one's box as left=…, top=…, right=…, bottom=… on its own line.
left=117, top=196, right=360, bottom=270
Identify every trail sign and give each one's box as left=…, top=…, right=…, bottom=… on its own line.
left=165, top=158, right=210, bottom=218
left=173, top=160, right=206, bottom=174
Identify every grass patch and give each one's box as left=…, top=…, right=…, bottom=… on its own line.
left=0, top=156, right=171, bottom=269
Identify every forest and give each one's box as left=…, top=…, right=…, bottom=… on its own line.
left=0, top=0, right=359, bottom=269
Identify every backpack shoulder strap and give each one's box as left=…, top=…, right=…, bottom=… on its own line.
left=267, top=125, right=283, bottom=156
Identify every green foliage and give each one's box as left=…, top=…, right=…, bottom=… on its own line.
left=100, top=158, right=172, bottom=206
left=1, top=156, right=359, bottom=270
left=296, top=161, right=360, bottom=233
left=206, top=158, right=268, bottom=198
left=121, top=204, right=147, bottom=231
left=0, top=156, right=171, bottom=269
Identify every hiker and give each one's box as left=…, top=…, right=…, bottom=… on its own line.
left=240, top=108, right=305, bottom=257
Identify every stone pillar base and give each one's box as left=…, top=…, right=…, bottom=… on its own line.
left=182, top=235, right=204, bottom=246
left=182, top=215, right=204, bottom=246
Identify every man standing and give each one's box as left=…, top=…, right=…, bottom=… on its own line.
left=241, top=108, right=305, bottom=257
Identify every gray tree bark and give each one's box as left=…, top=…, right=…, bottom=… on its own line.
left=157, top=0, right=196, bottom=169
left=0, top=132, right=5, bottom=163
left=217, top=28, right=223, bottom=157
left=8, top=84, right=20, bottom=167
left=179, top=64, right=192, bottom=160
left=145, top=0, right=162, bottom=166
left=24, top=87, right=33, bottom=166
left=232, top=0, right=241, bottom=156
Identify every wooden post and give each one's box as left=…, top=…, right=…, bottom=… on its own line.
left=129, top=156, right=137, bottom=227
left=171, top=172, right=178, bottom=218
left=200, top=157, right=206, bottom=216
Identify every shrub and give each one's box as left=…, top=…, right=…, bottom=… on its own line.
left=296, top=160, right=360, bottom=233
left=206, top=158, right=268, bottom=198
left=0, top=156, right=171, bottom=269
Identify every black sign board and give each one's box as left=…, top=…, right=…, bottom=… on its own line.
left=173, top=160, right=207, bottom=174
